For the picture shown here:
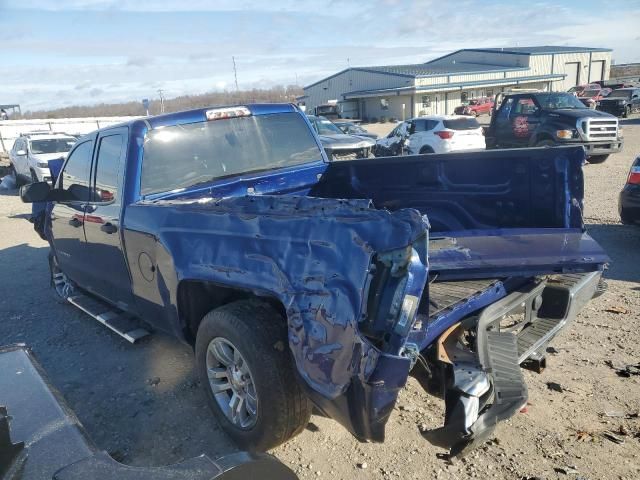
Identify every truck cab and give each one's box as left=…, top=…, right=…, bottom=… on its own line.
left=486, top=91, right=623, bottom=163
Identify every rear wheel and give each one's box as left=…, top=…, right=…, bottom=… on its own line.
left=588, top=155, right=609, bottom=164
left=419, top=145, right=435, bottom=154
left=623, top=106, right=631, bottom=118
left=195, top=300, right=312, bottom=451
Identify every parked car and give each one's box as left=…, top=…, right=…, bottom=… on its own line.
left=21, top=104, right=608, bottom=458
left=619, top=155, right=640, bottom=225
left=9, top=132, right=77, bottom=185
left=453, top=97, right=494, bottom=116
left=567, top=83, right=601, bottom=96
left=374, top=115, right=485, bottom=156
left=486, top=91, right=623, bottom=163
left=578, top=87, right=611, bottom=108
left=596, top=87, right=640, bottom=118
left=306, top=115, right=375, bottom=160
left=333, top=121, right=378, bottom=140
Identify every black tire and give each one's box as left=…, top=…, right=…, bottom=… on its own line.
left=535, top=139, right=556, bottom=147
left=10, top=164, right=25, bottom=188
left=623, top=106, right=631, bottom=118
left=195, top=300, right=312, bottom=451
left=419, top=146, right=434, bottom=154
left=588, top=155, right=609, bottom=164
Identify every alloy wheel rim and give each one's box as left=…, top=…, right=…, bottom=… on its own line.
left=206, top=337, right=258, bottom=429
left=52, top=263, right=74, bottom=298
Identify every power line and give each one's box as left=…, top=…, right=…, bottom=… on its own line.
left=232, top=56, right=239, bottom=91
left=157, top=89, right=165, bottom=113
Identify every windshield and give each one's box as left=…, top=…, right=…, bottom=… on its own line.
left=443, top=117, right=481, bottom=130
left=30, top=138, right=76, bottom=154
left=606, top=90, right=632, bottom=99
left=580, top=90, right=600, bottom=98
left=309, top=117, right=344, bottom=135
left=141, top=112, right=322, bottom=196
left=567, top=86, right=583, bottom=94
left=468, top=100, right=479, bottom=105
left=316, top=105, right=337, bottom=114
left=535, top=93, right=587, bottom=110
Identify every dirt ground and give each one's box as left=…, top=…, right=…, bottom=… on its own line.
left=1, top=118, right=639, bottom=480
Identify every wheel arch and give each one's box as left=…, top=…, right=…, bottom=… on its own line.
left=177, top=279, right=286, bottom=345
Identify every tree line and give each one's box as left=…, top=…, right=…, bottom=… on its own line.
left=19, top=85, right=304, bottom=119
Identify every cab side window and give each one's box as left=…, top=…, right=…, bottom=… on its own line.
left=58, top=140, right=94, bottom=202
left=93, top=134, right=124, bottom=204
left=513, top=97, right=538, bottom=115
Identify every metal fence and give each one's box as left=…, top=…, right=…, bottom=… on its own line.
left=0, top=117, right=140, bottom=156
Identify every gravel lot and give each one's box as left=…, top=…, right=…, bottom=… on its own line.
left=1, top=118, right=639, bottom=479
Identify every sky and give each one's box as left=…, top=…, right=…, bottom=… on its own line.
left=1, top=0, right=639, bottom=111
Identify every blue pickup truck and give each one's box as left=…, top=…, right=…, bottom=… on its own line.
left=21, top=104, right=609, bottom=457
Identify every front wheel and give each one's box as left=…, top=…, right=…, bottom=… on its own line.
left=623, top=106, right=631, bottom=118
left=588, top=155, right=609, bottom=164
left=49, top=252, right=76, bottom=303
left=535, top=139, right=556, bottom=147
left=195, top=300, right=312, bottom=451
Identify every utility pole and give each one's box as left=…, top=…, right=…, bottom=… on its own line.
left=232, top=56, right=239, bottom=91
left=157, top=89, right=165, bottom=113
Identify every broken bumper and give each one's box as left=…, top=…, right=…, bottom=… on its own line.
left=422, top=271, right=602, bottom=456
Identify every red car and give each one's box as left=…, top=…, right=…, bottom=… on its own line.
left=454, top=97, right=495, bottom=116
left=578, top=87, right=611, bottom=108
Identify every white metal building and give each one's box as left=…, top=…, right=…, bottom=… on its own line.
left=301, top=46, right=612, bottom=121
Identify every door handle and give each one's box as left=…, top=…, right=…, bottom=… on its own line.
left=100, top=223, right=118, bottom=234
left=69, top=217, right=82, bottom=227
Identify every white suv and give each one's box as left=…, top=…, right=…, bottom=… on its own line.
left=9, top=132, right=77, bottom=184
left=374, top=115, right=485, bottom=156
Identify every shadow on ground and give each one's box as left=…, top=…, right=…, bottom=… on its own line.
left=0, top=242, right=239, bottom=467
left=585, top=223, right=640, bottom=283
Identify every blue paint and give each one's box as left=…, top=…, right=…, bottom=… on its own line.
left=41, top=104, right=608, bottom=443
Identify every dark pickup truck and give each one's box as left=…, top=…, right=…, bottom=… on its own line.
left=21, top=104, right=608, bottom=458
left=486, top=91, right=623, bottom=163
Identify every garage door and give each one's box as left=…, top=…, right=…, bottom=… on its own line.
left=563, top=62, right=580, bottom=91
left=590, top=60, right=605, bottom=82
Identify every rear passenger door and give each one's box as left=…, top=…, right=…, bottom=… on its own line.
left=82, top=128, right=134, bottom=309
left=50, top=137, right=95, bottom=285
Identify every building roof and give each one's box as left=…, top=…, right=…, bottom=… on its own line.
left=460, top=46, right=612, bottom=55
left=304, top=45, right=611, bottom=90
left=359, top=62, right=525, bottom=77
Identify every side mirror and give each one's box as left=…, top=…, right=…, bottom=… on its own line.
left=20, top=181, right=52, bottom=203
left=16, top=149, right=27, bottom=156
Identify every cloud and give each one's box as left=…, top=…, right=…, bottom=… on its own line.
left=2, top=0, right=639, bottom=110
left=126, top=56, right=154, bottom=67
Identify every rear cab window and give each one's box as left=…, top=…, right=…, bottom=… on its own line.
left=141, top=112, right=322, bottom=196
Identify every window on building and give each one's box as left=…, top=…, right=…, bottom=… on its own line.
left=421, top=96, right=431, bottom=108
left=461, top=92, right=469, bottom=103
left=380, top=98, right=389, bottom=110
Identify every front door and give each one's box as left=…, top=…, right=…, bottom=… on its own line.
left=82, top=129, right=134, bottom=309
left=508, top=96, right=542, bottom=147
left=50, top=137, right=95, bottom=285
